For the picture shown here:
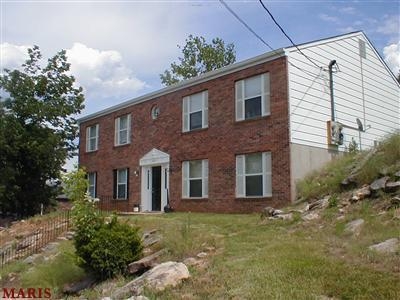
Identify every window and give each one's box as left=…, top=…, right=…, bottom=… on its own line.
left=86, top=124, right=99, bottom=152
left=236, top=152, right=272, bottom=197
left=87, top=172, right=97, bottom=198
left=113, top=168, right=129, bottom=199
left=182, top=90, right=208, bottom=132
left=235, top=73, right=270, bottom=121
left=182, top=159, right=208, bottom=198
left=115, top=114, right=131, bottom=146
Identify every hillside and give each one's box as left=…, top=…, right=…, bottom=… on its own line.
left=1, top=134, right=399, bottom=299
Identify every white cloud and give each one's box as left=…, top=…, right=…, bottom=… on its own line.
left=318, top=13, right=339, bottom=23
left=383, top=42, right=400, bottom=75
left=0, top=43, right=30, bottom=70
left=340, top=7, right=356, bottom=14
left=66, top=43, right=147, bottom=111
left=377, top=15, right=400, bottom=35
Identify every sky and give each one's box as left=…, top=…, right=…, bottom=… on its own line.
left=1, top=0, right=399, bottom=169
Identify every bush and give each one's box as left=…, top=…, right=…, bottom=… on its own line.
left=64, top=168, right=143, bottom=279
left=81, top=217, right=143, bottom=278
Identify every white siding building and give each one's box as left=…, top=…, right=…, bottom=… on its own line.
left=286, top=31, right=400, bottom=198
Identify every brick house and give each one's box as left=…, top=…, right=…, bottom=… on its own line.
left=78, top=32, right=399, bottom=213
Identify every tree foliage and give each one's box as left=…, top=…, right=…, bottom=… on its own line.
left=0, top=46, right=84, bottom=217
left=160, top=35, right=236, bottom=86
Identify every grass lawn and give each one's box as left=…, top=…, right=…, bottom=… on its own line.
left=2, top=205, right=399, bottom=300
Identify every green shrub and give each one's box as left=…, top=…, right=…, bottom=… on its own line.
left=82, top=217, right=143, bottom=278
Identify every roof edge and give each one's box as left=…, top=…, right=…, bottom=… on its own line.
left=78, top=48, right=285, bottom=123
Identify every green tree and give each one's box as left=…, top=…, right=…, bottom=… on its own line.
left=0, top=46, right=84, bottom=217
left=160, top=35, right=236, bottom=86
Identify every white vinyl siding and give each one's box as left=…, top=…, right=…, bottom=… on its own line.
left=114, top=114, right=131, bottom=146
left=287, top=33, right=399, bottom=150
left=235, top=73, right=270, bottom=121
left=182, top=159, right=208, bottom=198
left=87, top=172, right=97, bottom=198
left=236, top=152, right=272, bottom=197
left=86, top=124, right=99, bottom=152
left=182, top=90, right=208, bottom=132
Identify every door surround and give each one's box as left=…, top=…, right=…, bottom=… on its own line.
left=139, top=149, right=170, bottom=212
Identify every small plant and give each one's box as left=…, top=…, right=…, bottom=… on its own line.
left=328, top=195, right=338, bottom=208
left=348, top=138, right=359, bottom=154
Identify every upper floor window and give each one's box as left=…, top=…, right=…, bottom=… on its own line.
left=182, top=159, right=208, bottom=198
left=115, top=114, right=131, bottom=146
left=86, top=124, right=99, bottom=152
left=235, top=73, right=270, bottom=121
left=87, top=172, right=97, bottom=198
left=182, top=90, right=208, bottom=132
left=113, top=168, right=129, bottom=199
left=236, top=152, right=272, bottom=198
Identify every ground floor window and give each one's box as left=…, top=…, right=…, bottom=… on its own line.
left=113, top=168, right=129, bottom=199
left=182, top=159, right=208, bottom=198
left=236, top=152, right=272, bottom=197
left=87, top=172, right=97, bottom=198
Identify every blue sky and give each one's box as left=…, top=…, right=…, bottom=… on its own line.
left=1, top=1, right=399, bottom=171
left=1, top=0, right=399, bottom=118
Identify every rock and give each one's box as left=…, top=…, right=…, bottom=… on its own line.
left=204, top=246, right=215, bottom=252
left=394, top=170, right=400, bottom=178
left=344, top=219, right=364, bottom=236
left=23, top=254, right=40, bottom=264
left=261, top=206, right=275, bottom=218
left=385, top=181, right=400, bottom=193
left=370, top=177, right=389, bottom=192
left=143, top=236, right=161, bottom=248
left=350, top=185, right=371, bottom=202
left=183, top=257, right=201, bottom=266
left=369, top=238, right=399, bottom=254
left=302, top=212, right=320, bottom=221
left=275, top=213, right=293, bottom=221
left=196, top=252, right=207, bottom=258
left=65, top=231, right=75, bottom=240
left=128, top=249, right=167, bottom=274
left=113, top=262, right=189, bottom=298
left=63, top=274, right=97, bottom=295
left=272, top=209, right=284, bottom=216
left=391, top=196, right=400, bottom=208
left=309, top=196, right=329, bottom=211
left=126, top=296, right=149, bottom=300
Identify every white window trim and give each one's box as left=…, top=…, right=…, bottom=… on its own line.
left=236, top=152, right=272, bottom=198
left=182, top=159, right=209, bottom=198
left=116, top=168, right=128, bottom=200
left=88, top=172, right=97, bottom=198
left=114, top=114, right=131, bottom=146
left=235, top=73, right=270, bottom=121
left=86, top=124, right=99, bottom=152
left=182, top=90, right=208, bottom=132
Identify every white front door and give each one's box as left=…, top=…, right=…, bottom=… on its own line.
left=139, top=149, right=170, bottom=212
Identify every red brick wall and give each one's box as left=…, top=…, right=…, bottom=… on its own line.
left=79, top=56, right=290, bottom=213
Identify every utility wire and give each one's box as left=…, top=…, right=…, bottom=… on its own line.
left=219, top=0, right=318, bottom=77
left=219, top=0, right=275, bottom=51
left=258, top=0, right=321, bottom=69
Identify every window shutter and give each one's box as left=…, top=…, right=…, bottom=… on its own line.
left=113, top=169, right=117, bottom=199
left=202, top=91, right=208, bottom=128
left=94, top=172, right=98, bottom=198
left=95, top=124, right=99, bottom=150
left=262, top=73, right=271, bottom=116
left=182, top=97, right=189, bottom=132
left=114, top=118, right=119, bottom=146
left=86, top=127, right=90, bottom=152
left=202, top=160, right=208, bottom=197
left=236, top=155, right=245, bottom=197
left=127, top=114, right=131, bottom=144
left=262, top=152, right=272, bottom=197
left=235, top=81, right=244, bottom=121
left=182, top=161, right=189, bottom=197
left=126, top=168, right=130, bottom=199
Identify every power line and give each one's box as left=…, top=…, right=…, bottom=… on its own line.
left=219, top=0, right=274, bottom=51
left=258, top=0, right=321, bottom=69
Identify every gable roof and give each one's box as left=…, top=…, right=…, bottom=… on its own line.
left=79, top=31, right=398, bottom=123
